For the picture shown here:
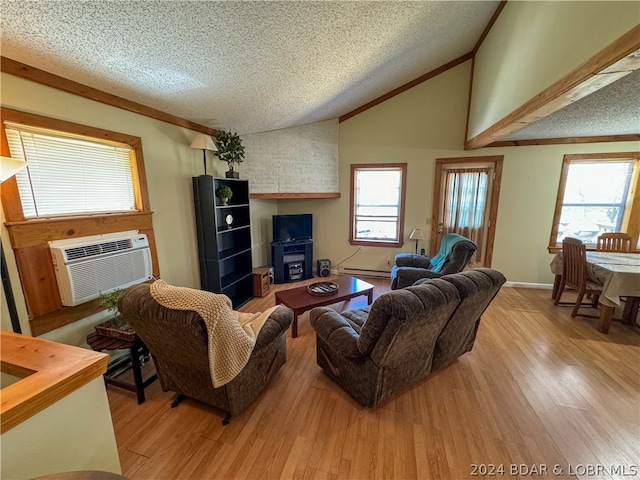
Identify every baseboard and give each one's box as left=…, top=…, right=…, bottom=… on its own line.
left=504, top=282, right=553, bottom=290
left=339, top=267, right=390, bottom=278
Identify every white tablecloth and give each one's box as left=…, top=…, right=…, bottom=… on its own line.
left=550, top=252, right=640, bottom=306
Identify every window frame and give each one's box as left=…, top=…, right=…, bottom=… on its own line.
left=1, top=107, right=157, bottom=335
left=5, top=122, right=140, bottom=219
left=349, top=163, right=407, bottom=248
left=548, top=152, right=640, bottom=253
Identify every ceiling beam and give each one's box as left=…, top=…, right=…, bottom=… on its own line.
left=465, top=25, right=640, bottom=150
left=488, top=133, right=640, bottom=148
left=0, top=57, right=217, bottom=136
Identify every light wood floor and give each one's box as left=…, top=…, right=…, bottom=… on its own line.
left=107, top=275, right=640, bottom=480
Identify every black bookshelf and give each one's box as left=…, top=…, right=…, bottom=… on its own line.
left=192, top=175, right=253, bottom=308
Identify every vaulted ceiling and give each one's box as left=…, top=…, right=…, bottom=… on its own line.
left=1, top=1, right=638, bottom=141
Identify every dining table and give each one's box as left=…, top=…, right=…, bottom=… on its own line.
left=550, top=251, right=640, bottom=333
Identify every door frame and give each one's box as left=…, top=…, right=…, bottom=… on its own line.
left=430, top=155, right=504, bottom=267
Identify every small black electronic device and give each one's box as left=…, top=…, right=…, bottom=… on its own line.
left=317, top=259, right=331, bottom=277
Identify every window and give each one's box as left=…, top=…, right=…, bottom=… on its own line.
left=5, top=123, right=137, bottom=218
left=350, top=163, right=407, bottom=247
left=549, top=153, right=639, bottom=251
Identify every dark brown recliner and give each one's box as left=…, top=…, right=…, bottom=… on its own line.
left=118, top=283, right=293, bottom=421
left=310, top=269, right=505, bottom=407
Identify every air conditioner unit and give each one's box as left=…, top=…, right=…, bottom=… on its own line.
left=49, top=230, right=153, bottom=306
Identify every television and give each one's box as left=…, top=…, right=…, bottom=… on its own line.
left=272, top=214, right=312, bottom=243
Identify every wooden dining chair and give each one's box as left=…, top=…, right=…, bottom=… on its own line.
left=554, top=237, right=603, bottom=318
left=596, top=232, right=632, bottom=252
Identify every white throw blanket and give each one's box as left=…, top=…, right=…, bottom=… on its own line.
left=150, top=280, right=277, bottom=387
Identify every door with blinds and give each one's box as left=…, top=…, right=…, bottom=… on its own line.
left=431, top=156, right=503, bottom=268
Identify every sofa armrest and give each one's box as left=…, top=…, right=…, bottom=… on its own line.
left=394, top=253, right=431, bottom=268
left=392, top=266, right=443, bottom=289
left=254, top=305, right=294, bottom=349
left=309, top=307, right=362, bottom=358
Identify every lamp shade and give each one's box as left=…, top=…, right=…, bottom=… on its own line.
left=189, top=134, right=217, bottom=151
left=409, top=229, right=425, bottom=241
left=0, top=156, right=27, bottom=183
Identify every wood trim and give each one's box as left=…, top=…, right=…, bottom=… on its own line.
left=548, top=152, right=640, bottom=251
left=488, top=134, right=640, bottom=147
left=29, top=299, right=104, bottom=337
left=1, top=57, right=216, bottom=136
left=349, top=163, right=407, bottom=248
left=5, top=212, right=155, bottom=249
left=472, top=1, right=508, bottom=55
left=339, top=52, right=473, bottom=123
left=1, top=107, right=143, bottom=147
left=464, top=56, right=476, bottom=147
left=562, top=152, right=639, bottom=161
left=249, top=192, right=340, bottom=199
left=1, top=330, right=108, bottom=433
left=465, top=25, right=640, bottom=149
left=431, top=156, right=504, bottom=267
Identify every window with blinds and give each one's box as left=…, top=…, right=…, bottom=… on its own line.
left=5, top=123, right=137, bottom=218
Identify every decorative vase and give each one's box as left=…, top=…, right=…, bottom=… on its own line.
left=219, top=197, right=228, bottom=206
left=225, top=170, right=239, bottom=179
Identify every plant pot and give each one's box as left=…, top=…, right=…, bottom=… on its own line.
left=225, top=170, right=239, bottom=179
left=219, top=197, right=228, bottom=206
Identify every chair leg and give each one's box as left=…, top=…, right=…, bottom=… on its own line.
left=554, top=279, right=566, bottom=305
left=572, top=292, right=585, bottom=317
left=222, top=412, right=232, bottom=426
left=171, top=394, right=184, bottom=408
left=591, top=294, right=600, bottom=308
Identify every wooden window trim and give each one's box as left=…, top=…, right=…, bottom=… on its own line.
left=432, top=156, right=503, bottom=267
left=1, top=107, right=159, bottom=335
left=548, top=152, right=640, bottom=254
left=349, top=163, right=407, bottom=248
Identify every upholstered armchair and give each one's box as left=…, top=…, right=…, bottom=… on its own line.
left=391, top=233, right=477, bottom=289
left=310, top=268, right=505, bottom=407
left=118, top=283, right=293, bottom=422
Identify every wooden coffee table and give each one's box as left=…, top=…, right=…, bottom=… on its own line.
left=275, top=275, right=374, bottom=337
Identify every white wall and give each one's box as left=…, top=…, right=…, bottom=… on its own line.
left=468, top=1, right=639, bottom=140
left=1, top=377, right=121, bottom=479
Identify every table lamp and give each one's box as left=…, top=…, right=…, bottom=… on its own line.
left=409, top=228, right=425, bottom=254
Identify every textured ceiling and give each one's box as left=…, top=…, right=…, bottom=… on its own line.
left=1, top=1, right=637, bottom=140
left=0, top=0, right=498, bottom=134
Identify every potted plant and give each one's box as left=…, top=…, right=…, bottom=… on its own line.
left=100, top=289, right=123, bottom=319
left=214, top=130, right=245, bottom=178
left=215, top=185, right=233, bottom=206
left=96, top=288, right=136, bottom=340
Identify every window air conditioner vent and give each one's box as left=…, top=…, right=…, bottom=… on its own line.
left=64, top=239, right=133, bottom=261
left=49, top=231, right=152, bottom=306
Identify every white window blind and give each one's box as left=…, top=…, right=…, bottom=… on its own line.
left=5, top=123, right=137, bottom=218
